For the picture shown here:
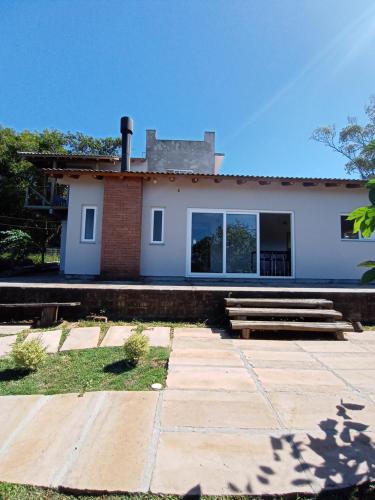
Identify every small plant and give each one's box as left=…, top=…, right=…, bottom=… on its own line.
left=0, top=229, right=34, bottom=263
left=10, top=339, right=47, bottom=371
left=123, top=332, right=149, bottom=365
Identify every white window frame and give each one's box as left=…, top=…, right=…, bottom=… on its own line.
left=151, top=207, right=165, bottom=244
left=81, top=205, right=97, bottom=243
left=340, top=214, right=375, bottom=242
left=186, top=209, right=295, bottom=279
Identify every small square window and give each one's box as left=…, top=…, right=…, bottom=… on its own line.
left=81, top=206, right=97, bottom=242
left=151, top=208, right=164, bottom=244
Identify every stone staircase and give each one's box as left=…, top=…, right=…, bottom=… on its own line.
left=225, top=297, right=354, bottom=340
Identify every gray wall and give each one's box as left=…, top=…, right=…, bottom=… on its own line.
left=140, top=177, right=373, bottom=280
left=146, top=130, right=216, bottom=174
left=63, top=178, right=104, bottom=275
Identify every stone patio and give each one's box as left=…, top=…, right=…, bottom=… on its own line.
left=0, top=326, right=374, bottom=496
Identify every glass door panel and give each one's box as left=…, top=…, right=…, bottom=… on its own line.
left=226, top=213, right=257, bottom=274
left=191, top=212, right=223, bottom=273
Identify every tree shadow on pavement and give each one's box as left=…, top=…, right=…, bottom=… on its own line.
left=226, top=398, right=375, bottom=499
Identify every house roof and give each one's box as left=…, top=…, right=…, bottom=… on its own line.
left=18, top=151, right=146, bottom=163
left=42, top=167, right=365, bottom=188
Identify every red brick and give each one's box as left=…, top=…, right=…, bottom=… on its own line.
left=100, top=177, right=143, bottom=280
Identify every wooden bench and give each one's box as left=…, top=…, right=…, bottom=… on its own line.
left=0, top=302, right=81, bottom=327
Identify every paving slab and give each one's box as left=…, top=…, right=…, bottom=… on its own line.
left=0, top=335, right=17, bottom=357
left=334, top=370, right=375, bottom=393
left=25, top=330, right=61, bottom=354
left=144, top=327, right=170, bottom=347
left=244, top=350, right=321, bottom=369
left=161, top=390, right=280, bottom=429
left=295, top=340, right=367, bottom=353
left=169, top=348, right=243, bottom=367
left=60, top=391, right=159, bottom=493
left=345, top=331, right=375, bottom=343
left=254, top=368, right=348, bottom=392
left=0, top=325, right=30, bottom=336
left=290, top=431, right=375, bottom=491
left=0, top=392, right=104, bottom=487
left=172, top=337, right=233, bottom=350
left=167, top=366, right=256, bottom=391
left=268, top=392, right=375, bottom=431
left=173, top=327, right=229, bottom=339
left=234, top=339, right=302, bottom=352
left=151, top=431, right=314, bottom=496
left=0, top=395, right=45, bottom=446
left=313, top=352, right=375, bottom=370
left=360, top=343, right=375, bottom=352
left=60, top=327, right=100, bottom=351
left=100, top=325, right=135, bottom=347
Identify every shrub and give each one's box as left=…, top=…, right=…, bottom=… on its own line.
left=0, top=229, right=33, bottom=263
left=10, top=338, right=47, bottom=371
left=123, top=332, right=149, bottom=365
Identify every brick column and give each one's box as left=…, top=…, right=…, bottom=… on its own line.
left=101, top=176, right=143, bottom=280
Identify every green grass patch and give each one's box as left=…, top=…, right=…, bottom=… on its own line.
left=78, top=319, right=207, bottom=333
left=0, top=482, right=373, bottom=500
left=0, top=346, right=169, bottom=396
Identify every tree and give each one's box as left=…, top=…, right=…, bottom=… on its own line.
left=347, top=179, right=375, bottom=283
left=311, top=97, right=375, bottom=179
left=0, top=126, right=121, bottom=264
left=0, top=229, right=34, bottom=262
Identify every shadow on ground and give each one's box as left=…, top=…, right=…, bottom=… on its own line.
left=0, top=368, right=30, bottom=382
left=182, top=399, right=375, bottom=499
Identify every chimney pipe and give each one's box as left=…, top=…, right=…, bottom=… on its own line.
left=120, top=116, right=133, bottom=172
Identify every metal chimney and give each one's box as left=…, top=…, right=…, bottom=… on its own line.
left=120, top=116, right=133, bottom=172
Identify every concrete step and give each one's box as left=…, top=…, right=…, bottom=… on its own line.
left=226, top=307, right=343, bottom=320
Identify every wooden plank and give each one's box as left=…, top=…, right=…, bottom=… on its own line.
left=0, top=303, right=81, bottom=308
left=226, top=307, right=342, bottom=319
left=225, top=298, right=333, bottom=309
left=230, top=320, right=354, bottom=332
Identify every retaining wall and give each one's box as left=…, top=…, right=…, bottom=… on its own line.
left=0, top=284, right=375, bottom=324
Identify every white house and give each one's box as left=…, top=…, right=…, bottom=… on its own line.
left=24, top=117, right=374, bottom=282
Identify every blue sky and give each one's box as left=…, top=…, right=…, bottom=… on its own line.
left=0, top=0, right=374, bottom=178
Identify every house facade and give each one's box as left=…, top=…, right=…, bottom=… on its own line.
left=24, top=118, right=374, bottom=282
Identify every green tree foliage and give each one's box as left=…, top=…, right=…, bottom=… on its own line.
left=311, top=97, right=375, bottom=179
left=0, top=229, right=34, bottom=262
left=0, top=126, right=121, bottom=263
left=348, top=179, right=375, bottom=283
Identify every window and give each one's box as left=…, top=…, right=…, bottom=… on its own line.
left=81, top=206, right=97, bottom=243
left=341, top=215, right=375, bottom=241
left=151, top=208, right=164, bottom=244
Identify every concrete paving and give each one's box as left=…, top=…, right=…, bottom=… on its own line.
left=0, top=325, right=30, bottom=336
left=25, top=330, right=61, bottom=354
left=0, top=335, right=17, bottom=357
left=60, top=327, right=100, bottom=351
left=100, top=325, right=135, bottom=347
left=143, top=327, right=171, bottom=347
left=0, top=327, right=375, bottom=496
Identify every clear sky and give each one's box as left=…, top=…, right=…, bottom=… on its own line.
left=0, top=0, right=374, bottom=178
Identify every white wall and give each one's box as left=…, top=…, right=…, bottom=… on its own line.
left=140, top=177, right=373, bottom=280
left=63, top=178, right=104, bottom=275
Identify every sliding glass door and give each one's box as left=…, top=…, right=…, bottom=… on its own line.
left=188, top=210, right=258, bottom=276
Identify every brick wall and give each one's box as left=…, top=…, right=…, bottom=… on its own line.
left=1, top=285, right=375, bottom=323
left=100, top=177, right=143, bottom=279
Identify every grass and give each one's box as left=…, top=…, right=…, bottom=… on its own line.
left=0, top=482, right=373, bottom=500
left=78, top=319, right=207, bottom=332
left=0, top=346, right=169, bottom=396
